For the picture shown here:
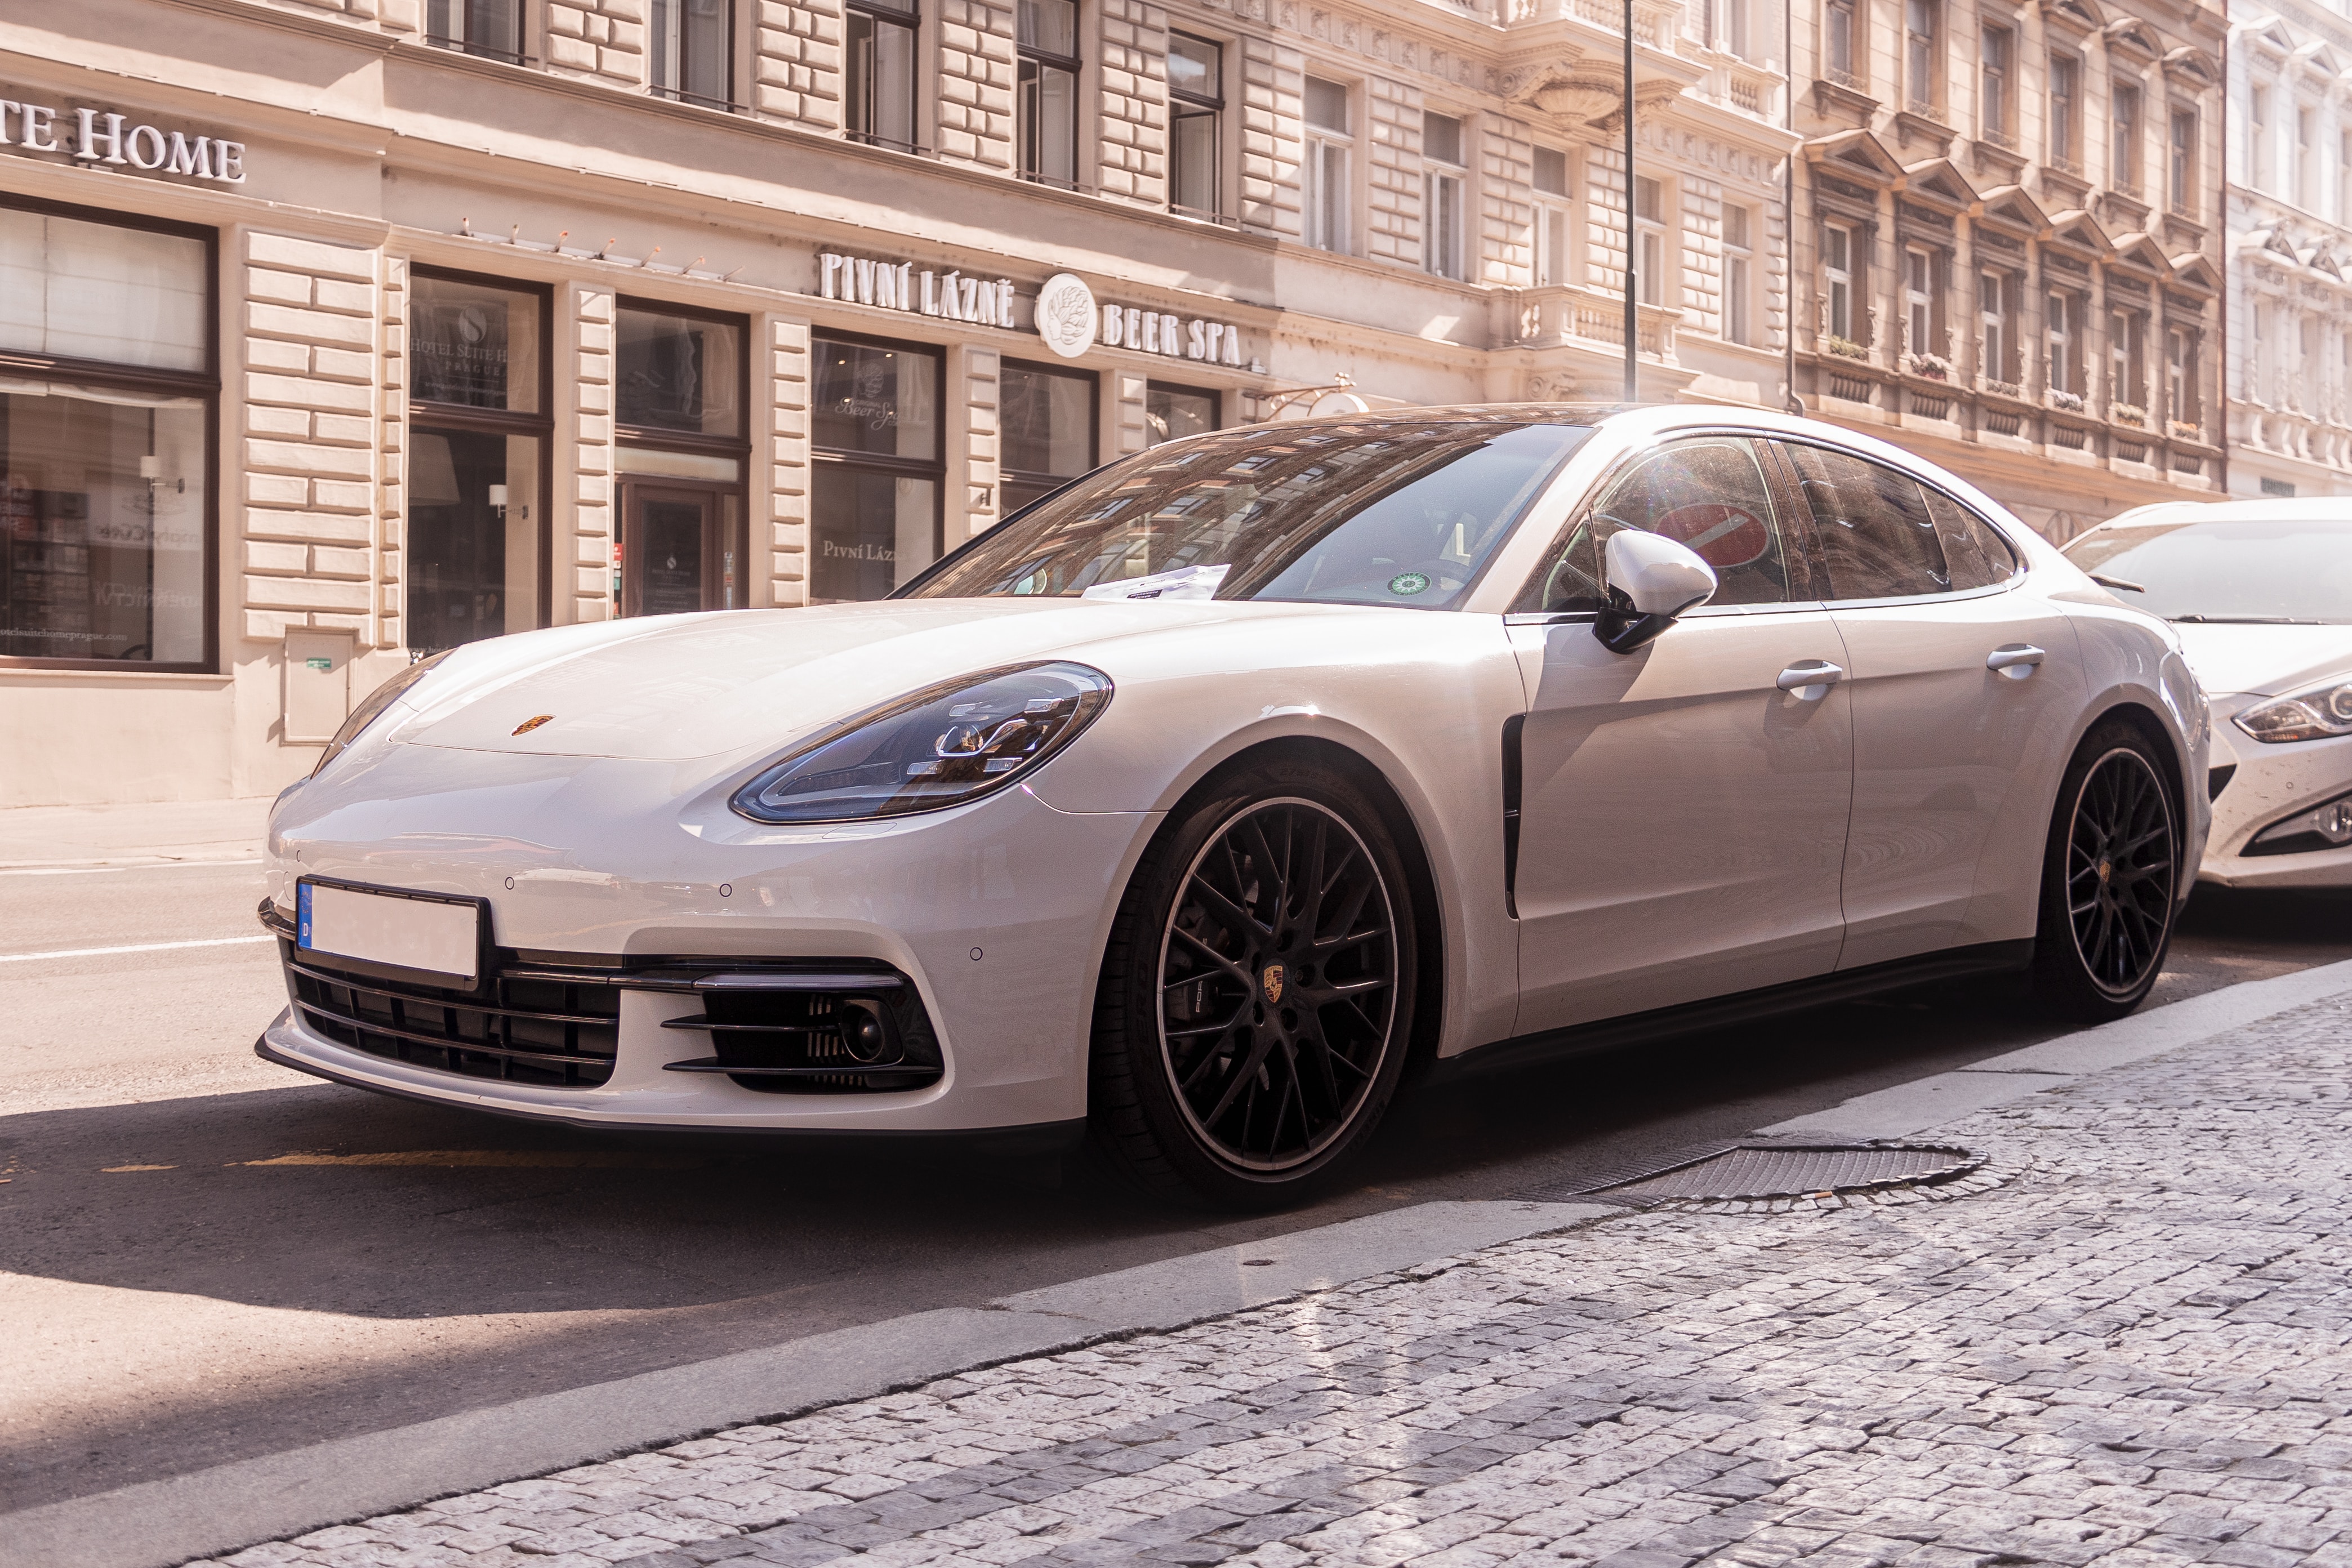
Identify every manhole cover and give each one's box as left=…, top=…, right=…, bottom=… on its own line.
left=1601, top=1143, right=1980, bottom=1201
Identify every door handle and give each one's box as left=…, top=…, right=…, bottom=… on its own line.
left=1776, top=661, right=1845, bottom=698
left=1987, top=644, right=2045, bottom=680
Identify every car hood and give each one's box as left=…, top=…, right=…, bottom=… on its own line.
left=2170, top=622, right=2352, bottom=700
left=394, top=599, right=1321, bottom=762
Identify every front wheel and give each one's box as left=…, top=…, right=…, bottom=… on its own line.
left=1089, top=761, right=1418, bottom=1209
left=2032, top=721, right=2180, bottom=1021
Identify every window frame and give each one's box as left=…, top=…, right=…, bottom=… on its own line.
left=1532, top=144, right=1576, bottom=288
left=1633, top=173, right=1668, bottom=306
left=2112, top=79, right=2141, bottom=194
left=1770, top=438, right=2023, bottom=608
left=1904, top=0, right=1941, bottom=113
left=1017, top=0, right=1082, bottom=187
left=2251, top=83, right=2274, bottom=192
left=1825, top=0, right=1860, bottom=84
left=1977, top=269, right=2015, bottom=385
left=2048, top=51, right=2081, bottom=170
left=1980, top=24, right=2013, bottom=142
left=425, top=0, right=527, bottom=64
left=614, top=296, right=750, bottom=614
left=1143, top=379, right=1222, bottom=447
left=0, top=193, right=221, bottom=675
left=409, top=264, right=558, bottom=649
left=2046, top=289, right=2079, bottom=396
left=846, top=0, right=923, bottom=152
left=1167, top=30, right=1226, bottom=218
left=808, top=327, right=946, bottom=599
left=2108, top=307, right=2146, bottom=413
left=1302, top=75, right=1354, bottom=254
left=2167, top=325, right=2196, bottom=426
left=1722, top=203, right=1755, bottom=346
left=1822, top=220, right=1857, bottom=342
left=1903, top=244, right=1940, bottom=360
left=997, top=358, right=1099, bottom=511
left=1422, top=110, right=1469, bottom=281
left=649, top=0, right=737, bottom=110
left=2170, top=105, right=2198, bottom=212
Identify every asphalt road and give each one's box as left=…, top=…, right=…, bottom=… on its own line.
left=4, top=857, right=2349, bottom=1516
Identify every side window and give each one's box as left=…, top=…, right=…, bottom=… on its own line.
left=1921, top=487, right=2019, bottom=590
left=1514, top=437, right=1796, bottom=613
left=1781, top=443, right=1951, bottom=599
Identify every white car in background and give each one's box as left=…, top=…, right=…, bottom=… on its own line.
left=259, top=406, right=2207, bottom=1208
left=2063, top=501, right=2352, bottom=887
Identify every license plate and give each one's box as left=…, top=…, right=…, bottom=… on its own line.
left=297, top=880, right=480, bottom=983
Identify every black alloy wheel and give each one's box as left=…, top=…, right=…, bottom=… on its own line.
left=2035, top=722, right=2180, bottom=1020
left=1092, top=762, right=1418, bottom=1208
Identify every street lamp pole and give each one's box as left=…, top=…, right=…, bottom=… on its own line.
left=1622, top=0, right=1638, bottom=403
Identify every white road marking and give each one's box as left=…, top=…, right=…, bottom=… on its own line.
left=0, top=935, right=274, bottom=965
left=0, top=858, right=264, bottom=877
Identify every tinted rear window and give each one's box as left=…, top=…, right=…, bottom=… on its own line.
left=2063, top=519, right=2352, bottom=623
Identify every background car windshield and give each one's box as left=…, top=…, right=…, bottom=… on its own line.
left=906, top=417, right=1592, bottom=608
left=2064, top=520, right=2352, bottom=623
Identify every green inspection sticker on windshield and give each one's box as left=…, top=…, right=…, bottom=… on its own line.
left=1388, top=572, right=1430, bottom=596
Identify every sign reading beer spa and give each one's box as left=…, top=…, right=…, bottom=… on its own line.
left=0, top=93, right=248, bottom=183
left=817, top=252, right=1248, bottom=368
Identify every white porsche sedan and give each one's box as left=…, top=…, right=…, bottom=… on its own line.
left=259, top=406, right=2208, bottom=1207
left=2061, top=500, right=2352, bottom=888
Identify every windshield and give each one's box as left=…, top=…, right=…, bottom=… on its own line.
left=2063, top=519, right=2352, bottom=623
left=902, top=415, right=1593, bottom=609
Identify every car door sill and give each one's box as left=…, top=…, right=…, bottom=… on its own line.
left=1431, top=940, right=2036, bottom=1085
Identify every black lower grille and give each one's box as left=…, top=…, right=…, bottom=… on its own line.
left=283, top=948, right=621, bottom=1088
left=660, top=976, right=943, bottom=1093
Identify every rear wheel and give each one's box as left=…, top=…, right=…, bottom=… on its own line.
left=2033, top=721, right=2180, bottom=1021
left=1090, top=761, right=1417, bottom=1209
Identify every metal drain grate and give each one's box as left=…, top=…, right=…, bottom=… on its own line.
left=1602, top=1143, right=1979, bottom=1201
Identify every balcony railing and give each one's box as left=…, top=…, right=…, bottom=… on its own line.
left=1504, top=286, right=1680, bottom=359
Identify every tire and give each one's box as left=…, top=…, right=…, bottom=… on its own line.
left=2032, top=720, right=2181, bottom=1022
left=1089, top=759, right=1419, bottom=1210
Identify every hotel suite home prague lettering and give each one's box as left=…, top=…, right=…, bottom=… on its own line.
left=4, top=0, right=1795, bottom=805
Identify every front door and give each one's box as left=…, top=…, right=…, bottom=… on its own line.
left=1509, top=435, right=1856, bottom=1035
left=619, top=485, right=724, bottom=617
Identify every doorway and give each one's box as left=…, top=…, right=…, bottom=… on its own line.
left=617, top=482, right=742, bottom=616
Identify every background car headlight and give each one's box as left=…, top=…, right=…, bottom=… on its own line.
left=313, top=651, right=453, bottom=776
left=2233, top=675, right=2352, bottom=744
left=731, top=661, right=1113, bottom=824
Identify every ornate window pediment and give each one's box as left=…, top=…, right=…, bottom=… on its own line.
left=1805, top=128, right=1906, bottom=186
left=1900, top=157, right=1979, bottom=212
left=1976, top=184, right=2052, bottom=237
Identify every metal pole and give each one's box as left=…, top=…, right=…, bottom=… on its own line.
left=1623, top=0, right=1638, bottom=403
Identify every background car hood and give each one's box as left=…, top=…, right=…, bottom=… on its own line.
left=398, top=599, right=1303, bottom=762
left=2171, top=623, right=2352, bottom=699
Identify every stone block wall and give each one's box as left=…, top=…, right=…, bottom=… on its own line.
left=953, top=346, right=1001, bottom=548
left=755, top=0, right=845, bottom=130
left=1112, top=372, right=1152, bottom=457
left=1099, top=0, right=1170, bottom=208
left=938, top=0, right=1017, bottom=169
left=1480, top=115, right=1533, bottom=286
left=547, top=0, right=647, bottom=86
left=238, top=231, right=385, bottom=648
left=1239, top=38, right=1302, bottom=238
left=376, top=257, right=407, bottom=648
left=565, top=286, right=617, bottom=624
left=763, top=316, right=814, bottom=607
left=1366, top=77, right=1422, bottom=267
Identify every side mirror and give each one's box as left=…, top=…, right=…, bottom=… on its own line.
left=1593, top=531, right=1718, bottom=654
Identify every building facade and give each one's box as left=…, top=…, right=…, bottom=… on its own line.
left=1, top=0, right=1794, bottom=807
left=1790, top=0, right=2229, bottom=542
left=2226, top=2, right=2352, bottom=498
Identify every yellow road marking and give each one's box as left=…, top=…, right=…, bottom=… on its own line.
left=101, top=1165, right=177, bottom=1173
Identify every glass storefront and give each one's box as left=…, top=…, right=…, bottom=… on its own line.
left=1000, top=360, right=1095, bottom=515
left=811, top=333, right=941, bottom=602
left=1145, top=381, right=1219, bottom=447
left=0, top=202, right=213, bottom=669
left=616, top=302, right=747, bottom=616
left=409, top=269, right=550, bottom=652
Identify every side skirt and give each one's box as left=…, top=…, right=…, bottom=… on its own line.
left=1428, top=939, right=2037, bottom=1085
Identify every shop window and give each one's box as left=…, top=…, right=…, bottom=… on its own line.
left=1144, top=382, right=1219, bottom=447
left=651, top=0, right=732, bottom=108
left=615, top=302, right=747, bottom=617
left=0, top=202, right=213, bottom=671
left=812, top=333, right=942, bottom=602
left=848, top=0, right=920, bottom=150
left=1424, top=112, right=1467, bottom=280
left=1018, top=0, right=1080, bottom=185
left=2112, top=81, right=2141, bottom=194
left=1168, top=33, right=1223, bottom=216
left=408, top=269, right=551, bottom=654
left=1000, top=362, right=1097, bottom=516
left=1304, top=77, right=1352, bottom=253
left=426, top=0, right=522, bottom=62
left=1534, top=145, right=1574, bottom=287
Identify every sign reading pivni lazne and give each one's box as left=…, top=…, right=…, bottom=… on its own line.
left=818, top=252, right=1248, bottom=368
left=0, top=95, right=247, bottom=184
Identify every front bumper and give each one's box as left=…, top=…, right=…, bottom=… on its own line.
left=2199, top=705, right=2352, bottom=889
left=261, top=743, right=1157, bottom=1130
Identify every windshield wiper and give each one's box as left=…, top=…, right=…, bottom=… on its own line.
left=2168, top=614, right=2341, bottom=625
left=2088, top=572, right=2145, bottom=593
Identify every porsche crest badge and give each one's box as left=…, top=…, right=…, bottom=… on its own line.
left=512, top=714, right=555, bottom=736
left=1260, top=963, right=1285, bottom=1005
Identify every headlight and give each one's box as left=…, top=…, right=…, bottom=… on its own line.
left=730, top=661, right=1113, bottom=824
left=313, top=651, right=453, bottom=776
left=2233, top=675, right=2352, bottom=744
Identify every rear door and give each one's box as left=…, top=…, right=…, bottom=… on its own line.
left=1775, top=441, right=2085, bottom=967
left=1508, top=434, right=1856, bottom=1033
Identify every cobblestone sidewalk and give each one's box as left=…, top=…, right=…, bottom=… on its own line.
left=203, top=993, right=2352, bottom=1568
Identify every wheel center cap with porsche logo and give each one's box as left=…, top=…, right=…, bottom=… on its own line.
left=2097, top=859, right=2113, bottom=885
left=1260, top=964, right=1285, bottom=1005
left=512, top=715, right=555, bottom=736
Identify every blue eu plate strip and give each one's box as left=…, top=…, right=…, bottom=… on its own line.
left=296, top=881, right=313, bottom=950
